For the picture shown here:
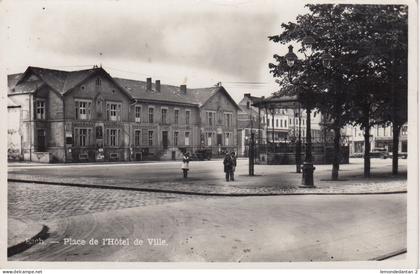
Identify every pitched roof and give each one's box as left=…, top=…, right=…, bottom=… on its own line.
left=114, top=77, right=222, bottom=107
left=253, top=94, right=300, bottom=109
left=8, top=66, right=239, bottom=109
left=8, top=73, right=23, bottom=88
left=9, top=66, right=101, bottom=95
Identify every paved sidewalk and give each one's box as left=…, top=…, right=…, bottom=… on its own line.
left=8, top=159, right=407, bottom=195
left=8, top=218, right=49, bottom=256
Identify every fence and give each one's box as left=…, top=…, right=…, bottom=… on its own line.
left=248, top=142, right=349, bottom=165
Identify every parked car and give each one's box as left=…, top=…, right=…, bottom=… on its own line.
left=350, top=152, right=364, bottom=158
left=399, top=152, right=408, bottom=159
left=369, top=148, right=390, bottom=159
left=389, top=152, right=408, bottom=159
left=191, top=148, right=212, bottom=161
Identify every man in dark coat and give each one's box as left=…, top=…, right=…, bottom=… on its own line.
left=223, top=152, right=233, bottom=181
left=230, top=151, right=237, bottom=181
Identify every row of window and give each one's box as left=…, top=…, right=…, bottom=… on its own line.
left=73, top=128, right=234, bottom=148
left=36, top=98, right=236, bottom=129
left=204, top=132, right=233, bottom=146
left=205, top=111, right=233, bottom=127
left=133, top=130, right=191, bottom=147
left=263, top=117, right=307, bottom=128
left=73, top=127, right=192, bottom=148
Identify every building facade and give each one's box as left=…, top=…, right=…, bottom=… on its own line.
left=237, top=93, right=324, bottom=157
left=343, top=123, right=408, bottom=156
left=7, top=66, right=239, bottom=162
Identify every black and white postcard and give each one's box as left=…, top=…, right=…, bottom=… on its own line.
left=0, top=0, right=418, bottom=270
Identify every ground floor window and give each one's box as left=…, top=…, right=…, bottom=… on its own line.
left=134, top=130, right=141, bottom=147
left=106, top=128, right=120, bottom=147
left=185, top=132, right=190, bottom=146
left=148, top=131, right=153, bottom=146
left=74, top=127, right=92, bottom=147
left=174, top=131, right=179, bottom=146
left=225, top=132, right=231, bottom=146
left=207, top=132, right=212, bottom=146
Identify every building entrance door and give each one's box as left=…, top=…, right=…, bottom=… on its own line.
left=162, top=131, right=168, bottom=149
left=37, top=129, right=46, bottom=152
left=217, top=134, right=223, bottom=146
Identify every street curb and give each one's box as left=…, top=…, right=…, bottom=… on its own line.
left=7, top=225, right=49, bottom=257
left=369, top=248, right=407, bottom=261
left=8, top=179, right=407, bottom=197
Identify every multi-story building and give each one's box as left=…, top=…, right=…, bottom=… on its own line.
left=343, top=123, right=408, bottom=156
left=237, top=93, right=265, bottom=156
left=7, top=66, right=239, bottom=162
left=237, top=93, right=324, bottom=156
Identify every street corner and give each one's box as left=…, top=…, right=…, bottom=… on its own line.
left=8, top=217, right=49, bottom=257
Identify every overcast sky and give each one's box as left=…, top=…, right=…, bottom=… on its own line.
left=1, top=0, right=308, bottom=102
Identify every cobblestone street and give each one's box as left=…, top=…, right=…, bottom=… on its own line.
left=8, top=182, right=210, bottom=222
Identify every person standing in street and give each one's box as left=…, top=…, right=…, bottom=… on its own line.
left=181, top=152, right=190, bottom=178
left=223, top=152, right=233, bottom=182
left=230, top=151, right=237, bottom=181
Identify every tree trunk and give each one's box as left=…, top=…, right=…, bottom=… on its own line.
left=392, top=124, right=401, bottom=175
left=363, top=126, right=371, bottom=178
left=331, top=125, right=341, bottom=180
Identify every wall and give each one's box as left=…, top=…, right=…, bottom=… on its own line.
left=200, top=90, right=238, bottom=155
left=7, top=106, right=22, bottom=160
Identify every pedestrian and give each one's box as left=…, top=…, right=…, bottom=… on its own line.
left=230, top=151, right=237, bottom=181
left=181, top=152, right=190, bottom=178
left=223, top=152, right=233, bottom=182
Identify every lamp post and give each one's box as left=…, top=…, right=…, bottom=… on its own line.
left=285, top=46, right=302, bottom=173
left=283, top=35, right=325, bottom=188
left=296, top=103, right=302, bottom=173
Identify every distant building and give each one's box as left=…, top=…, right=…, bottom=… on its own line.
left=7, top=66, right=239, bottom=162
left=237, top=93, right=324, bottom=157
left=343, top=124, right=408, bottom=156
left=237, top=93, right=265, bottom=156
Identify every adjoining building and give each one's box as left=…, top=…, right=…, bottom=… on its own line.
left=245, top=93, right=350, bottom=164
left=343, top=124, right=408, bottom=157
left=7, top=66, right=239, bottom=163
left=237, top=93, right=324, bottom=157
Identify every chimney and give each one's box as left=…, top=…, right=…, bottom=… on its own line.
left=155, top=80, right=161, bottom=92
left=146, top=77, right=152, bottom=91
left=180, top=84, right=187, bottom=94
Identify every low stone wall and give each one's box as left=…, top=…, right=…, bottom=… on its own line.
left=22, top=152, right=51, bottom=163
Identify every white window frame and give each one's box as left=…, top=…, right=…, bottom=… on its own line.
left=106, top=128, right=120, bottom=147
left=74, top=127, right=92, bottom=147
left=224, top=112, right=232, bottom=128
left=174, top=108, right=180, bottom=124
left=206, top=111, right=216, bottom=126
left=148, top=106, right=155, bottom=123
left=148, top=130, right=154, bottom=146
left=107, top=102, right=122, bottom=122
left=185, top=131, right=190, bottom=146
left=185, top=109, right=191, bottom=125
left=75, top=99, right=92, bottom=120
left=174, top=131, right=179, bottom=146
left=36, top=99, right=46, bottom=120
left=207, top=132, right=212, bottom=146
left=225, top=132, right=231, bottom=146
left=161, top=107, right=168, bottom=124
left=135, top=105, right=141, bottom=123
